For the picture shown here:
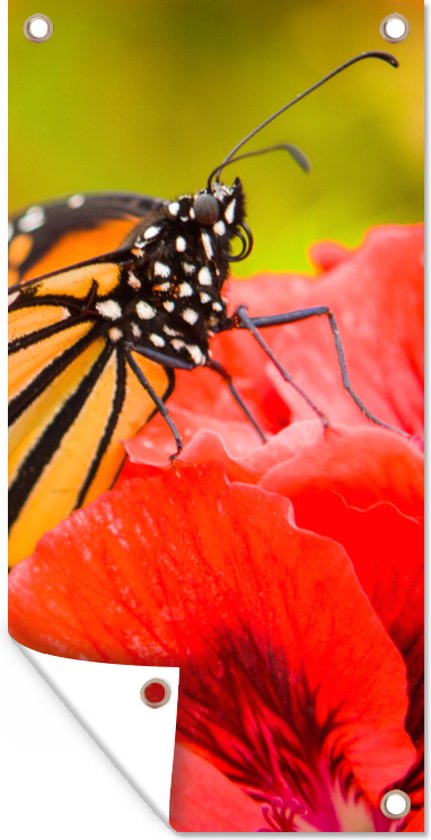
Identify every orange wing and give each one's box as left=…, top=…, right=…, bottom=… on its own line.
left=8, top=193, right=172, bottom=567
left=8, top=192, right=166, bottom=283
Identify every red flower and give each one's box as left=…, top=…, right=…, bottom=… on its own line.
left=8, top=224, right=423, bottom=830
left=9, top=453, right=422, bottom=830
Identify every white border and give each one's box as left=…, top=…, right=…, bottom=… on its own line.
left=3, top=3, right=428, bottom=839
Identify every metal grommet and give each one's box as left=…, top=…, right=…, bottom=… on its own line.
left=380, top=789, right=411, bottom=819
left=140, top=679, right=171, bottom=708
left=23, top=14, right=54, bottom=43
left=379, top=14, right=410, bottom=43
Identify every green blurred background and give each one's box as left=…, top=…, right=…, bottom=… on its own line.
left=9, top=0, right=423, bottom=273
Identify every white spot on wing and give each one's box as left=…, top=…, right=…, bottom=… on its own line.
left=136, top=301, right=156, bottom=320
left=128, top=272, right=141, bottom=290
left=171, top=338, right=186, bottom=352
left=8, top=291, right=19, bottom=306
left=154, top=261, right=171, bottom=278
left=96, top=299, right=122, bottom=320
left=163, top=300, right=175, bottom=312
left=168, top=202, right=180, bottom=216
left=199, top=292, right=211, bottom=304
left=181, top=308, right=199, bottom=325
left=149, top=333, right=166, bottom=347
left=163, top=326, right=181, bottom=337
left=182, top=262, right=195, bottom=275
left=176, top=236, right=186, bottom=252
left=212, top=302, right=223, bottom=312
left=178, top=282, right=193, bottom=297
left=131, top=323, right=142, bottom=338
left=186, top=345, right=205, bottom=365
left=109, top=327, right=123, bottom=342
left=67, top=193, right=85, bottom=209
left=17, top=206, right=46, bottom=233
left=143, top=225, right=161, bottom=240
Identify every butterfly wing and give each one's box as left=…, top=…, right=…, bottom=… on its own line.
left=8, top=197, right=172, bottom=567
left=8, top=191, right=166, bottom=283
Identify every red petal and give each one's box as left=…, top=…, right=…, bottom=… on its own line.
left=309, top=240, right=352, bottom=272
left=124, top=406, right=260, bottom=469
left=225, top=224, right=423, bottom=435
left=9, top=465, right=415, bottom=807
left=170, top=745, right=262, bottom=832
left=259, top=424, right=424, bottom=727
left=258, top=423, right=423, bottom=517
left=402, top=807, right=424, bottom=832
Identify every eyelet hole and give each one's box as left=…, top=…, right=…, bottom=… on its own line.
left=380, top=789, right=411, bottom=819
left=379, top=14, right=409, bottom=43
left=23, top=14, right=54, bottom=43
left=140, top=679, right=171, bottom=708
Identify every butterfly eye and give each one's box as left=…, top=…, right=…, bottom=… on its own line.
left=193, top=193, right=220, bottom=225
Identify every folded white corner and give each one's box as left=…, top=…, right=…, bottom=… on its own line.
left=18, top=644, right=180, bottom=824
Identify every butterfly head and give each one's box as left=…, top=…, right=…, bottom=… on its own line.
left=160, top=177, right=249, bottom=261
left=192, top=178, right=245, bottom=229
left=132, top=176, right=251, bottom=268
left=192, top=177, right=251, bottom=261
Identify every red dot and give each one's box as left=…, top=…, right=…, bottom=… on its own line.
left=142, top=680, right=168, bottom=706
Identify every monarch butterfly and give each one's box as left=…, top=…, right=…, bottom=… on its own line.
left=9, top=51, right=401, bottom=568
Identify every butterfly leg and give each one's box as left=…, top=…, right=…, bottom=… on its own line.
left=207, top=359, right=267, bottom=443
left=234, top=305, right=329, bottom=429
left=234, top=304, right=408, bottom=436
left=124, top=346, right=183, bottom=458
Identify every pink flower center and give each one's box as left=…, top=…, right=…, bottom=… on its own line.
left=258, top=796, right=308, bottom=832
left=256, top=777, right=388, bottom=833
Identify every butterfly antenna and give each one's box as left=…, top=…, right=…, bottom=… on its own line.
left=219, top=142, right=311, bottom=174
left=208, top=50, right=398, bottom=186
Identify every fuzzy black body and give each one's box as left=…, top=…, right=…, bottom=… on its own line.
left=100, top=178, right=246, bottom=368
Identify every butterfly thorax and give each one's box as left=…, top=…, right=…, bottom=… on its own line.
left=94, top=179, right=246, bottom=368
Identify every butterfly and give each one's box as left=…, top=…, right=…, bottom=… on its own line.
left=8, top=51, right=401, bottom=568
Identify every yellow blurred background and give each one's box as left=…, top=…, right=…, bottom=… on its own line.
left=9, top=0, right=423, bottom=273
